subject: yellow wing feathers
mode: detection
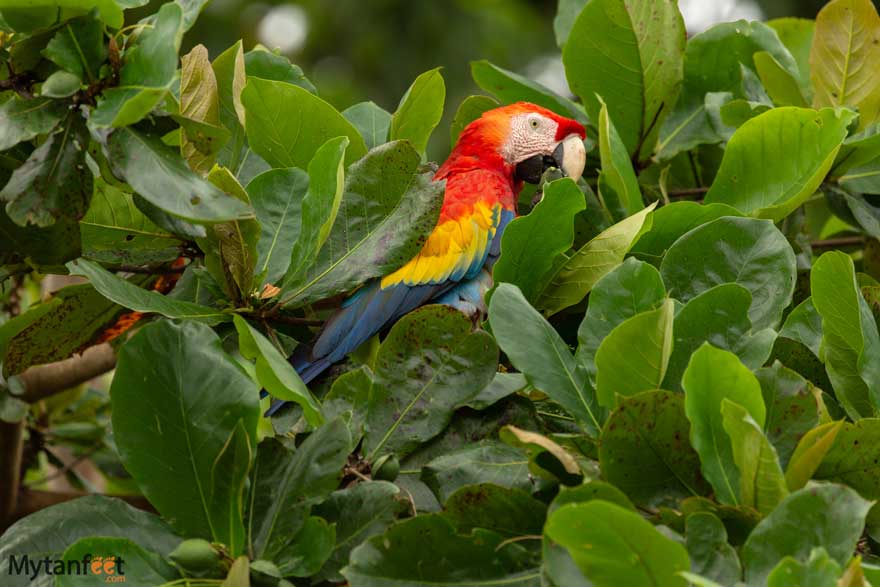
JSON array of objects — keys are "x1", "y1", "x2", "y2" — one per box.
[{"x1": 380, "y1": 202, "x2": 500, "y2": 288}]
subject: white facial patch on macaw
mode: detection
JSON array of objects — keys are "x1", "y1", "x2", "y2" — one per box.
[{"x1": 502, "y1": 113, "x2": 560, "y2": 164}]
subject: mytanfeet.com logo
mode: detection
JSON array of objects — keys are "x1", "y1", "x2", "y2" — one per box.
[{"x1": 7, "y1": 554, "x2": 126, "y2": 583}]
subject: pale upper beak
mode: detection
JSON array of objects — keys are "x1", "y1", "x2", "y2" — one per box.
[{"x1": 553, "y1": 134, "x2": 586, "y2": 181}]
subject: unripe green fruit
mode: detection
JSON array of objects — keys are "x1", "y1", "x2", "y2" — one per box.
[
  {"x1": 169, "y1": 538, "x2": 221, "y2": 572},
  {"x1": 372, "y1": 454, "x2": 400, "y2": 482}
]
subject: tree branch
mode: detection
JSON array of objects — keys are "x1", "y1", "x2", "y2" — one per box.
[
  {"x1": 14, "y1": 344, "x2": 117, "y2": 404},
  {"x1": 0, "y1": 420, "x2": 24, "y2": 528}
]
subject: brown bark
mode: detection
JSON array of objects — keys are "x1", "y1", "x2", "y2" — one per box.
[{"x1": 15, "y1": 343, "x2": 117, "y2": 404}]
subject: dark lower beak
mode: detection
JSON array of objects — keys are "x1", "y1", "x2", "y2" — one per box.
[{"x1": 514, "y1": 135, "x2": 587, "y2": 184}]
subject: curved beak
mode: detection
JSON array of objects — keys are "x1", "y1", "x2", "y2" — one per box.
[{"x1": 514, "y1": 134, "x2": 586, "y2": 184}]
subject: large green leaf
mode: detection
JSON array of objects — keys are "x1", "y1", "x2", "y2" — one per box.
[
  {"x1": 246, "y1": 167, "x2": 308, "y2": 285},
  {"x1": 343, "y1": 514, "x2": 541, "y2": 586},
  {"x1": 599, "y1": 390, "x2": 709, "y2": 507},
  {"x1": 811, "y1": 251, "x2": 880, "y2": 418},
  {"x1": 0, "y1": 208, "x2": 80, "y2": 267},
  {"x1": 443, "y1": 484, "x2": 546, "y2": 538},
  {"x1": 721, "y1": 399, "x2": 788, "y2": 515},
  {"x1": 248, "y1": 421, "x2": 350, "y2": 563},
  {"x1": 313, "y1": 481, "x2": 407, "y2": 583},
  {"x1": 0, "y1": 97, "x2": 64, "y2": 152},
  {"x1": 768, "y1": 17, "x2": 815, "y2": 97},
  {"x1": 450, "y1": 95, "x2": 498, "y2": 143},
  {"x1": 757, "y1": 362, "x2": 821, "y2": 470},
  {"x1": 778, "y1": 297, "x2": 823, "y2": 358},
  {"x1": 0, "y1": 496, "x2": 181, "y2": 587},
  {"x1": 597, "y1": 97, "x2": 643, "y2": 218},
  {"x1": 629, "y1": 201, "x2": 742, "y2": 263},
  {"x1": 660, "y1": 217, "x2": 796, "y2": 330},
  {"x1": 343, "y1": 101, "x2": 392, "y2": 149},
  {"x1": 683, "y1": 343, "x2": 767, "y2": 506},
  {"x1": 703, "y1": 107, "x2": 855, "y2": 221},
  {"x1": 785, "y1": 421, "x2": 843, "y2": 491},
  {"x1": 657, "y1": 20, "x2": 798, "y2": 160},
  {"x1": 562, "y1": 0, "x2": 685, "y2": 158},
  {"x1": 58, "y1": 537, "x2": 178, "y2": 586},
  {"x1": 575, "y1": 257, "x2": 666, "y2": 388},
  {"x1": 110, "y1": 321, "x2": 258, "y2": 552},
  {"x1": 282, "y1": 136, "x2": 348, "y2": 287},
  {"x1": 67, "y1": 258, "x2": 229, "y2": 324},
  {"x1": 420, "y1": 441, "x2": 532, "y2": 504},
  {"x1": 43, "y1": 12, "x2": 105, "y2": 82},
  {"x1": 242, "y1": 77, "x2": 367, "y2": 169},
  {"x1": 1, "y1": 115, "x2": 91, "y2": 227},
  {"x1": 664, "y1": 284, "x2": 776, "y2": 391},
  {"x1": 80, "y1": 179, "x2": 183, "y2": 265},
  {"x1": 595, "y1": 299, "x2": 674, "y2": 408},
  {"x1": 471, "y1": 60, "x2": 586, "y2": 123},
  {"x1": 244, "y1": 47, "x2": 315, "y2": 91},
  {"x1": 106, "y1": 127, "x2": 253, "y2": 223},
  {"x1": 179, "y1": 44, "x2": 227, "y2": 175},
  {"x1": 390, "y1": 68, "x2": 445, "y2": 155},
  {"x1": 811, "y1": 0, "x2": 880, "y2": 129},
  {"x1": 490, "y1": 283, "x2": 602, "y2": 436},
  {"x1": 685, "y1": 513, "x2": 742, "y2": 586},
  {"x1": 212, "y1": 40, "x2": 248, "y2": 172},
  {"x1": 766, "y1": 548, "x2": 842, "y2": 587},
  {"x1": 545, "y1": 500, "x2": 690, "y2": 587},
  {"x1": 278, "y1": 141, "x2": 443, "y2": 307},
  {"x1": 233, "y1": 316, "x2": 322, "y2": 426},
  {"x1": 363, "y1": 305, "x2": 498, "y2": 459},
  {"x1": 534, "y1": 202, "x2": 655, "y2": 316},
  {"x1": 754, "y1": 51, "x2": 807, "y2": 107},
  {"x1": 91, "y1": 3, "x2": 183, "y2": 127},
  {"x1": 741, "y1": 483, "x2": 872, "y2": 585},
  {"x1": 814, "y1": 419, "x2": 880, "y2": 514},
  {"x1": 493, "y1": 178, "x2": 585, "y2": 302}
]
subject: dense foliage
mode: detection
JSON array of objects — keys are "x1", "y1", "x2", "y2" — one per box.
[{"x1": 1, "y1": 0, "x2": 880, "y2": 585}]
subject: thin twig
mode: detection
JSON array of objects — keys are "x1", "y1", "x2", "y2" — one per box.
[
  {"x1": 667, "y1": 187, "x2": 710, "y2": 198},
  {"x1": 811, "y1": 236, "x2": 866, "y2": 249}
]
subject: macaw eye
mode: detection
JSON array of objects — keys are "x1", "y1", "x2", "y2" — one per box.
[{"x1": 530, "y1": 118, "x2": 540, "y2": 129}]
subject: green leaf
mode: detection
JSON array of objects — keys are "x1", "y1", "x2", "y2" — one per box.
[
  {"x1": 233, "y1": 315, "x2": 322, "y2": 426},
  {"x1": 768, "y1": 17, "x2": 815, "y2": 97},
  {"x1": 67, "y1": 258, "x2": 230, "y2": 324},
  {"x1": 660, "y1": 217, "x2": 796, "y2": 330},
  {"x1": 811, "y1": 0, "x2": 880, "y2": 129},
  {"x1": 278, "y1": 141, "x2": 443, "y2": 307},
  {"x1": 242, "y1": 77, "x2": 367, "y2": 169},
  {"x1": 342, "y1": 514, "x2": 541, "y2": 586},
  {"x1": 82, "y1": 178, "x2": 181, "y2": 267},
  {"x1": 40, "y1": 70, "x2": 80, "y2": 97},
  {"x1": 683, "y1": 343, "x2": 766, "y2": 506},
  {"x1": 467, "y1": 371, "x2": 527, "y2": 410},
  {"x1": 0, "y1": 96, "x2": 65, "y2": 151},
  {"x1": 754, "y1": 51, "x2": 807, "y2": 107},
  {"x1": 343, "y1": 101, "x2": 392, "y2": 150},
  {"x1": 1, "y1": 115, "x2": 91, "y2": 227},
  {"x1": 390, "y1": 68, "x2": 445, "y2": 155},
  {"x1": 534, "y1": 202, "x2": 655, "y2": 317},
  {"x1": 276, "y1": 516, "x2": 335, "y2": 577},
  {"x1": 246, "y1": 167, "x2": 308, "y2": 285},
  {"x1": 282, "y1": 136, "x2": 348, "y2": 286},
  {"x1": 785, "y1": 421, "x2": 842, "y2": 491},
  {"x1": 595, "y1": 299, "x2": 673, "y2": 408},
  {"x1": 665, "y1": 284, "x2": 776, "y2": 391},
  {"x1": 766, "y1": 547, "x2": 842, "y2": 587},
  {"x1": 244, "y1": 48, "x2": 316, "y2": 92},
  {"x1": 721, "y1": 399, "x2": 789, "y2": 515},
  {"x1": 106, "y1": 127, "x2": 254, "y2": 223},
  {"x1": 630, "y1": 201, "x2": 742, "y2": 263},
  {"x1": 703, "y1": 107, "x2": 855, "y2": 221},
  {"x1": 500, "y1": 425, "x2": 582, "y2": 485},
  {"x1": 812, "y1": 252, "x2": 880, "y2": 419},
  {"x1": 493, "y1": 178, "x2": 585, "y2": 302},
  {"x1": 363, "y1": 305, "x2": 498, "y2": 459},
  {"x1": 0, "y1": 207, "x2": 81, "y2": 267},
  {"x1": 213, "y1": 40, "x2": 248, "y2": 171},
  {"x1": 58, "y1": 536, "x2": 179, "y2": 586},
  {"x1": 685, "y1": 513, "x2": 742, "y2": 586},
  {"x1": 814, "y1": 419, "x2": 880, "y2": 514},
  {"x1": 110, "y1": 321, "x2": 258, "y2": 547},
  {"x1": 741, "y1": 483, "x2": 872, "y2": 585},
  {"x1": 179, "y1": 44, "x2": 225, "y2": 175},
  {"x1": 562, "y1": 0, "x2": 685, "y2": 157},
  {"x1": 599, "y1": 390, "x2": 709, "y2": 507},
  {"x1": 779, "y1": 297, "x2": 823, "y2": 358},
  {"x1": 575, "y1": 257, "x2": 666, "y2": 388},
  {"x1": 489, "y1": 283, "x2": 602, "y2": 436},
  {"x1": 0, "y1": 0, "x2": 123, "y2": 28},
  {"x1": 91, "y1": 3, "x2": 183, "y2": 127},
  {"x1": 545, "y1": 501, "x2": 690, "y2": 587},
  {"x1": 43, "y1": 13, "x2": 105, "y2": 82},
  {"x1": 554, "y1": 0, "x2": 588, "y2": 48},
  {"x1": 450, "y1": 95, "x2": 498, "y2": 144},
  {"x1": 420, "y1": 441, "x2": 532, "y2": 504},
  {"x1": 248, "y1": 420, "x2": 350, "y2": 562},
  {"x1": 471, "y1": 60, "x2": 586, "y2": 123},
  {"x1": 597, "y1": 97, "x2": 643, "y2": 217},
  {"x1": 443, "y1": 484, "x2": 546, "y2": 538},
  {"x1": 834, "y1": 123, "x2": 880, "y2": 175},
  {"x1": 313, "y1": 481, "x2": 407, "y2": 583},
  {"x1": 757, "y1": 362, "x2": 821, "y2": 470}
]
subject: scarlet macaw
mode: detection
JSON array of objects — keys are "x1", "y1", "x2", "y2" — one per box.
[{"x1": 288, "y1": 102, "x2": 586, "y2": 392}]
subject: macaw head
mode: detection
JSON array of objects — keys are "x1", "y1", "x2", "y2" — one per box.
[{"x1": 439, "y1": 102, "x2": 587, "y2": 184}]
